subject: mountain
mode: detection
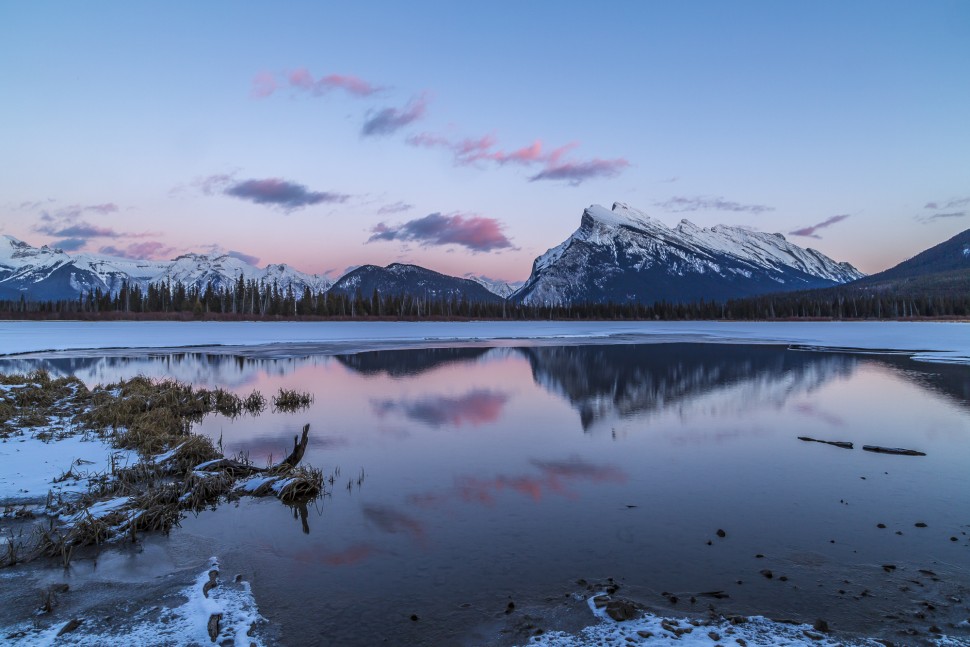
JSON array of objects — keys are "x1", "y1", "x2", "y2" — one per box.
[
  {"x1": 463, "y1": 274, "x2": 525, "y2": 298},
  {"x1": 328, "y1": 263, "x2": 503, "y2": 303},
  {"x1": 845, "y1": 228, "x2": 970, "y2": 295},
  {"x1": 0, "y1": 235, "x2": 332, "y2": 301},
  {"x1": 511, "y1": 203, "x2": 864, "y2": 306}
]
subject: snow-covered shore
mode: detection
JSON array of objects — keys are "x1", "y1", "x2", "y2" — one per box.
[{"x1": 2, "y1": 320, "x2": 969, "y2": 364}]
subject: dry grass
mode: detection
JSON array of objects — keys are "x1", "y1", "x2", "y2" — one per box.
[
  {"x1": 272, "y1": 388, "x2": 314, "y2": 412},
  {"x1": 0, "y1": 372, "x2": 327, "y2": 568}
]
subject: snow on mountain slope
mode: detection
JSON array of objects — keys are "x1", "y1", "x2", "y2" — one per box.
[
  {"x1": 513, "y1": 203, "x2": 864, "y2": 306},
  {"x1": 0, "y1": 236, "x2": 332, "y2": 300}
]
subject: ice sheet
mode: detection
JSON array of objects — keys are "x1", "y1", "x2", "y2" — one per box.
[{"x1": 2, "y1": 320, "x2": 969, "y2": 363}]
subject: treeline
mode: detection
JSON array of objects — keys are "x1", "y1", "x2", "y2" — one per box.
[{"x1": 1, "y1": 278, "x2": 969, "y2": 321}]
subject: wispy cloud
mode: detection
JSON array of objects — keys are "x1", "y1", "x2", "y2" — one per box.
[
  {"x1": 529, "y1": 158, "x2": 630, "y2": 185},
  {"x1": 226, "y1": 249, "x2": 261, "y2": 265},
  {"x1": 656, "y1": 196, "x2": 775, "y2": 214},
  {"x1": 250, "y1": 71, "x2": 277, "y2": 98},
  {"x1": 377, "y1": 201, "x2": 413, "y2": 215},
  {"x1": 288, "y1": 68, "x2": 382, "y2": 97},
  {"x1": 789, "y1": 214, "x2": 850, "y2": 239},
  {"x1": 99, "y1": 241, "x2": 174, "y2": 260},
  {"x1": 36, "y1": 222, "x2": 122, "y2": 238},
  {"x1": 368, "y1": 212, "x2": 514, "y2": 252},
  {"x1": 923, "y1": 211, "x2": 967, "y2": 221},
  {"x1": 51, "y1": 237, "x2": 87, "y2": 252},
  {"x1": 362, "y1": 95, "x2": 428, "y2": 136},
  {"x1": 407, "y1": 133, "x2": 627, "y2": 185},
  {"x1": 924, "y1": 196, "x2": 970, "y2": 210},
  {"x1": 251, "y1": 69, "x2": 381, "y2": 99},
  {"x1": 223, "y1": 178, "x2": 350, "y2": 211},
  {"x1": 919, "y1": 196, "x2": 969, "y2": 223}
]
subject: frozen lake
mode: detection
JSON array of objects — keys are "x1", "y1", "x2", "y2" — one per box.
[{"x1": 1, "y1": 322, "x2": 969, "y2": 645}]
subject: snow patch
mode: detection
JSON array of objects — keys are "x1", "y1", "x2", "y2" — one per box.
[{"x1": 5, "y1": 557, "x2": 266, "y2": 646}]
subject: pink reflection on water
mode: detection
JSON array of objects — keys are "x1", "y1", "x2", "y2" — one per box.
[
  {"x1": 371, "y1": 389, "x2": 510, "y2": 428},
  {"x1": 409, "y1": 456, "x2": 627, "y2": 508},
  {"x1": 791, "y1": 402, "x2": 845, "y2": 427}
]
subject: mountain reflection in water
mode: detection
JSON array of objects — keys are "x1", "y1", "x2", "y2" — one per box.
[{"x1": 3, "y1": 342, "x2": 970, "y2": 645}]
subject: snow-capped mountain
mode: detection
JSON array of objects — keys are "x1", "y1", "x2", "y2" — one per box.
[
  {"x1": 328, "y1": 263, "x2": 503, "y2": 304},
  {"x1": 464, "y1": 274, "x2": 525, "y2": 298},
  {"x1": 512, "y1": 202, "x2": 864, "y2": 305},
  {"x1": 0, "y1": 235, "x2": 332, "y2": 300}
]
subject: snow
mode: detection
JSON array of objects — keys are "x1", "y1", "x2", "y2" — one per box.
[
  {"x1": 0, "y1": 432, "x2": 136, "y2": 504},
  {"x1": 1, "y1": 320, "x2": 969, "y2": 364},
  {"x1": 520, "y1": 593, "x2": 966, "y2": 646},
  {"x1": 0, "y1": 235, "x2": 332, "y2": 298},
  {"x1": 518, "y1": 202, "x2": 864, "y2": 305},
  {"x1": 4, "y1": 557, "x2": 266, "y2": 646}
]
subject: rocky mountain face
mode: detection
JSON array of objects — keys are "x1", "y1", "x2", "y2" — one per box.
[{"x1": 511, "y1": 203, "x2": 864, "y2": 305}]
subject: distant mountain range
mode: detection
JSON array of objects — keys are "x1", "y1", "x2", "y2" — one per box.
[
  {"x1": 0, "y1": 235, "x2": 331, "y2": 301},
  {"x1": 3, "y1": 201, "x2": 965, "y2": 306}
]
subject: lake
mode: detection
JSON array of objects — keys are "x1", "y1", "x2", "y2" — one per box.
[{"x1": 1, "y1": 337, "x2": 969, "y2": 645}]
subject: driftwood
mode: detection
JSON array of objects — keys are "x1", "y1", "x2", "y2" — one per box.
[
  {"x1": 798, "y1": 436, "x2": 853, "y2": 450},
  {"x1": 195, "y1": 424, "x2": 311, "y2": 476},
  {"x1": 862, "y1": 445, "x2": 925, "y2": 456}
]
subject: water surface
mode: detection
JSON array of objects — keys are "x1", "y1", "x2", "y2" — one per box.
[{"x1": 2, "y1": 343, "x2": 969, "y2": 645}]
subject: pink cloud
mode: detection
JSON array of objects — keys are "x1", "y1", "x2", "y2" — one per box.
[
  {"x1": 406, "y1": 131, "x2": 627, "y2": 185},
  {"x1": 371, "y1": 389, "x2": 510, "y2": 427},
  {"x1": 251, "y1": 71, "x2": 278, "y2": 98},
  {"x1": 287, "y1": 68, "x2": 381, "y2": 97},
  {"x1": 789, "y1": 214, "x2": 850, "y2": 239},
  {"x1": 368, "y1": 212, "x2": 514, "y2": 252}
]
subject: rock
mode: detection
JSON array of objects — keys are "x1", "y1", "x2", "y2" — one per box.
[
  {"x1": 813, "y1": 618, "x2": 830, "y2": 632},
  {"x1": 760, "y1": 569, "x2": 774, "y2": 579},
  {"x1": 716, "y1": 529, "x2": 726, "y2": 538},
  {"x1": 877, "y1": 523, "x2": 886, "y2": 528},
  {"x1": 882, "y1": 564, "x2": 896, "y2": 572},
  {"x1": 56, "y1": 619, "x2": 82, "y2": 637},
  {"x1": 699, "y1": 591, "x2": 729, "y2": 599},
  {"x1": 207, "y1": 613, "x2": 221, "y2": 642},
  {"x1": 592, "y1": 595, "x2": 609, "y2": 608},
  {"x1": 915, "y1": 522, "x2": 927, "y2": 528},
  {"x1": 636, "y1": 630, "x2": 654, "y2": 638},
  {"x1": 605, "y1": 599, "x2": 637, "y2": 621},
  {"x1": 505, "y1": 601, "x2": 515, "y2": 614}
]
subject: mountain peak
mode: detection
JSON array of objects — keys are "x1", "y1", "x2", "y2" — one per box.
[{"x1": 514, "y1": 201, "x2": 865, "y2": 306}]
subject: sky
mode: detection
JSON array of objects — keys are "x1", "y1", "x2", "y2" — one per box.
[{"x1": 1, "y1": 1, "x2": 968, "y2": 281}]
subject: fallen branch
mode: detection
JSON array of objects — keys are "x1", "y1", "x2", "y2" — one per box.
[
  {"x1": 797, "y1": 436, "x2": 853, "y2": 450},
  {"x1": 862, "y1": 445, "x2": 925, "y2": 456}
]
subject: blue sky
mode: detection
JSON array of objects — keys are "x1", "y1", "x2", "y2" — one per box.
[{"x1": 2, "y1": 1, "x2": 968, "y2": 280}]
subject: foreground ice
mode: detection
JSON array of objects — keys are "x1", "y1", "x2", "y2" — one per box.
[
  {"x1": 5, "y1": 557, "x2": 265, "y2": 646},
  {"x1": 0, "y1": 432, "x2": 135, "y2": 504},
  {"x1": 2, "y1": 320, "x2": 969, "y2": 364},
  {"x1": 522, "y1": 593, "x2": 969, "y2": 647}
]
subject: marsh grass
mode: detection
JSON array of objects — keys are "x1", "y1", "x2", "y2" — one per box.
[
  {"x1": 0, "y1": 372, "x2": 326, "y2": 568},
  {"x1": 272, "y1": 388, "x2": 314, "y2": 412}
]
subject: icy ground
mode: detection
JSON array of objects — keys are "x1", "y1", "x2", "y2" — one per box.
[
  {"x1": 4, "y1": 557, "x2": 265, "y2": 646},
  {"x1": 520, "y1": 593, "x2": 970, "y2": 646},
  {"x1": 2, "y1": 320, "x2": 969, "y2": 364}
]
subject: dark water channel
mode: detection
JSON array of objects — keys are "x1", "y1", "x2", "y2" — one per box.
[{"x1": 3, "y1": 343, "x2": 970, "y2": 645}]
